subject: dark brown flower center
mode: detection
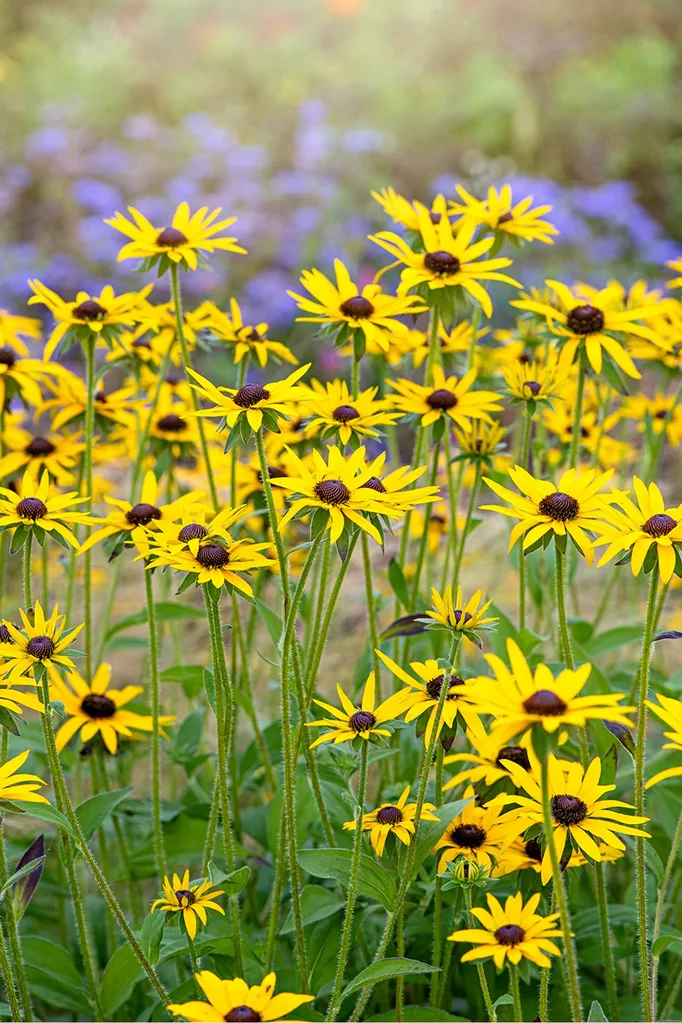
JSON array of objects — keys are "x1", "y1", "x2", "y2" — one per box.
[
  {"x1": 497, "y1": 746, "x2": 531, "y2": 771},
  {"x1": 524, "y1": 381, "x2": 541, "y2": 396},
  {"x1": 132, "y1": 336, "x2": 151, "y2": 349},
  {"x1": 126, "y1": 502, "x2": 162, "y2": 526},
  {"x1": 81, "y1": 693, "x2": 117, "y2": 719},
  {"x1": 424, "y1": 250, "x2": 461, "y2": 276},
  {"x1": 497, "y1": 211, "x2": 514, "y2": 226},
  {"x1": 233, "y1": 384, "x2": 270, "y2": 408},
  {"x1": 339, "y1": 295, "x2": 374, "y2": 319},
  {"x1": 525, "y1": 838, "x2": 543, "y2": 862},
  {"x1": 426, "y1": 388, "x2": 457, "y2": 410},
  {"x1": 165, "y1": 373, "x2": 182, "y2": 386},
  {"x1": 16, "y1": 497, "x2": 47, "y2": 520},
  {"x1": 567, "y1": 304, "x2": 605, "y2": 336},
  {"x1": 0, "y1": 347, "x2": 16, "y2": 368},
  {"x1": 425, "y1": 674, "x2": 465, "y2": 701},
  {"x1": 495, "y1": 924, "x2": 525, "y2": 945},
  {"x1": 376, "y1": 805, "x2": 403, "y2": 825},
  {"x1": 94, "y1": 390, "x2": 107, "y2": 403},
  {"x1": 349, "y1": 710, "x2": 376, "y2": 732},
  {"x1": 156, "y1": 413, "x2": 186, "y2": 433},
  {"x1": 452, "y1": 609, "x2": 473, "y2": 626},
  {"x1": 224, "y1": 1009, "x2": 261, "y2": 1023},
  {"x1": 174, "y1": 888, "x2": 195, "y2": 905},
  {"x1": 523, "y1": 689, "x2": 568, "y2": 716},
  {"x1": 642, "y1": 513, "x2": 677, "y2": 537},
  {"x1": 73, "y1": 299, "x2": 107, "y2": 321},
  {"x1": 257, "y1": 465, "x2": 288, "y2": 483},
  {"x1": 538, "y1": 492, "x2": 579, "y2": 521},
  {"x1": 551, "y1": 794, "x2": 588, "y2": 826},
  {"x1": 195, "y1": 543, "x2": 230, "y2": 568},
  {"x1": 361, "y1": 476, "x2": 387, "y2": 493},
  {"x1": 156, "y1": 226, "x2": 188, "y2": 248},
  {"x1": 26, "y1": 635, "x2": 55, "y2": 660},
  {"x1": 450, "y1": 823, "x2": 486, "y2": 849},
  {"x1": 314, "y1": 479, "x2": 350, "y2": 505},
  {"x1": 25, "y1": 437, "x2": 56, "y2": 456},
  {"x1": 0, "y1": 624, "x2": 12, "y2": 644},
  {"x1": 333, "y1": 404, "x2": 360, "y2": 424},
  {"x1": 178, "y1": 523, "x2": 208, "y2": 542}
]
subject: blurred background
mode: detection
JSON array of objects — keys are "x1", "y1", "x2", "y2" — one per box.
[{"x1": 1, "y1": 0, "x2": 681, "y2": 324}]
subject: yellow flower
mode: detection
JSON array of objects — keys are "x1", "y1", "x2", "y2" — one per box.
[
  {"x1": 666, "y1": 257, "x2": 682, "y2": 289},
  {"x1": 0, "y1": 310, "x2": 42, "y2": 356},
  {"x1": 168, "y1": 969, "x2": 313, "y2": 1023},
  {"x1": 503, "y1": 345, "x2": 569, "y2": 405},
  {"x1": 0, "y1": 750, "x2": 49, "y2": 804},
  {"x1": 0, "y1": 426, "x2": 84, "y2": 486},
  {"x1": 105, "y1": 203, "x2": 246, "y2": 270},
  {"x1": 0, "y1": 347, "x2": 59, "y2": 410},
  {"x1": 288, "y1": 259, "x2": 426, "y2": 351},
  {"x1": 645, "y1": 695, "x2": 682, "y2": 789},
  {"x1": 411, "y1": 320, "x2": 490, "y2": 368},
  {"x1": 443, "y1": 729, "x2": 533, "y2": 793},
  {"x1": 37, "y1": 371, "x2": 139, "y2": 433},
  {"x1": 453, "y1": 420, "x2": 506, "y2": 460},
  {"x1": 146, "y1": 395, "x2": 200, "y2": 458},
  {"x1": 493, "y1": 755, "x2": 649, "y2": 884},
  {"x1": 467, "y1": 638, "x2": 634, "y2": 746},
  {"x1": 621, "y1": 392, "x2": 682, "y2": 449},
  {"x1": 151, "y1": 871, "x2": 225, "y2": 940},
  {"x1": 0, "y1": 469, "x2": 95, "y2": 550},
  {"x1": 542, "y1": 405, "x2": 630, "y2": 470},
  {"x1": 423, "y1": 585, "x2": 497, "y2": 640},
  {"x1": 188, "y1": 364, "x2": 312, "y2": 434},
  {"x1": 481, "y1": 464, "x2": 614, "y2": 564},
  {"x1": 370, "y1": 205, "x2": 519, "y2": 314},
  {"x1": 307, "y1": 672, "x2": 398, "y2": 748},
  {"x1": 592, "y1": 477, "x2": 682, "y2": 583},
  {"x1": 387, "y1": 365, "x2": 503, "y2": 429},
  {"x1": 343, "y1": 784, "x2": 439, "y2": 856},
  {"x1": 1, "y1": 602, "x2": 83, "y2": 683},
  {"x1": 433, "y1": 787, "x2": 507, "y2": 871},
  {"x1": 28, "y1": 280, "x2": 153, "y2": 359},
  {"x1": 449, "y1": 184, "x2": 559, "y2": 245},
  {"x1": 301, "y1": 378, "x2": 400, "y2": 446},
  {"x1": 352, "y1": 449, "x2": 441, "y2": 515},
  {"x1": 203, "y1": 298, "x2": 298, "y2": 368},
  {"x1": 50, "y1": 663, "x2": 174, "y2": 754},
  {"x1": 371, "y1": 187, "x2": 450, "y2": 233},
  {"x1": 449, "y1": 891, "x2": 563, "y2": 969}
]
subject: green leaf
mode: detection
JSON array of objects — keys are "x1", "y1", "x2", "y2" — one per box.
[
  {"x1": 406, "y1": 798, "x2": 471, "y2": 879},
  {"x1": 9, "y1": 801, "x2": 73, "y2": 835},
  {"x1": 298, "y1": 848, "x2": 396, "y2": 910},
  {"x1": 587, "y1": 1000, "x2": 609, "y2": 1021},
  {"x1": 379, "y1": 614, "x2": 428, "y2": 642},
  {"x1": 492, "y1": 994, "x2": 515, "y2": 1010},
  {"x1": 254, "y1": 598, "x2": 282, "y2": 646},
  {"x1": 340, "y1": 958, "x2": 439, "y2": 1001},
  {"x1": 159, "y1": 664, "x2": 206, "y2": 698},
  {"x1": 103, "y1": 602, "x2": 204, "y2": 647},
  {"x1": 100, "y1": 943, "x2": 143, "y2": 1016},
  {"x1": 75, "y1": 787, "x2": 133, "y2": 842},
  {"x1": 653, "y1": 934, "x2": 682, "y2": 957},
  {"x1": 584, "y1": 626, "x2": 643, "y2": 658},
  {"x1": 207, "y1": 862, "x2": 251, "y2": 893},
  {"x1": 21, "y1": 936, "x2": 87, "y2": 994},
  {"x1": 280, "y1": 883, "x2": 344, "y2": 933},
  {"x1": 139, "y1": 911, "x2": 165, "y2": 965},
  {"x1": 0, "y1": 705, "x2": 21, "y2": 736},
  {"x1": 0, "y1": 855, "x2": 45, "y2": 898},
  {"x1": 388, "y1": 559, "x2": 410, "y2": 610}
]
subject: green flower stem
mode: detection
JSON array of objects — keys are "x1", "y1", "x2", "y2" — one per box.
[
  {"x1": 537, "y1": 890, "x2": 555, "y2": 1021},
  {"x1": 83, "y1": 334, "x2": 96, "y2": 682},
  {"x1": 452, "y1": 460, "x2": 481, "y2": 590},
  {"x1": 436, "y1": 892, "x2": 461, "y2": 1007},
  {"x1": 22, "y1": 531, "x2": 32, "y2": 609},
  {"x1": 467, "y1": 306, "x2": 482, "y2": 372},
  {"x1": 185, "y1": 929, "x2": 201, "y2": 993},
  {"x1": 0, "y1": 912, "x2": 21, "y2": 1023},
  {"x1": 408, "y1": 438, "x2": 441, "y2": 609},
  {"x1": 96, "y1": 750, "x2": 138, "y2": 923},
  {"x1": 129, "y1": 341, "x2": 176, "y2": 499},
  {"x1": 0, "y1": 822, "x2": 33, "y2": 1021},
  {"x1": 595, "y1": 860, "x2": 619, "y2": 1021},
  {"x1": 540, "y1": 754, "x2": 583, "y2": 1022},
  {"x1": 463, "y1": 886, "x2": 496, "y2": 1022},
  {"x1": 88, "y1": 756, "x2": 117, "y2": 958},
  {"x1": 58, "y1": 832, "x2": 103, "y2": 1019},
  {"x1": 635, "y1": 564, "x2": 660, "y2": 1023},
  {"x1": 651, "y1": 807, "x2": 682, "y2": 1019},
  {"x1": 396, "y1": 906, "x2": 405, "y2": 1022},
  {"x1": 554, "y1": 544, "x2": 574, "y2": 669},
  {"x1": 351, "y1": 349, "x2": 360, "y2": 399},
  {"x1": 202, "y1": 586, "x2": 243, "y2": 977},
  {"x1": 231, "y1": 592, "x2": 276, "y2": 792},
  {"x1": 518, "y1": 410, "x2": 534, "y2": 629},
  {"x1": 201, "y1": 777, "x2": 220, "y2": 876},
  {"x1": 592, "y1": 562, "x2": 619, "y2": 633},
  {"x1": 325, "y1": 739, "x2": 369, "y2": 1022},
  {"x1": 143, "y1": 566, "x2": 167, "y2": 879},
  {"x1": 306, "y1": 538, "x2": 331, "y2": 660},
  {"x1": 442, "y1": 428, "x2": 460, "y2": 572},
  {"x1": 169, "y1": 263, "x2": 220, "y2": 513},
  {"x1": 568, "y1": 362, "x2": 586, "y2": 470},
  {"x1": 509, "y1": 963, "x2": 522, "y2": 1023},
  {"x1": 231, "y1": 358, "x2": 249, "y2": 506},
  {"x1": 350, "y1": 634, "x2": 459, "y2": 1022},
  {"x1": 395, "y1": 425, "x2": 426, "y2": 578},
  {"x1": 424, "y1": 308, "x2": 441, "y2": 386},
  {"x1": 361, "y1": 531, "x2": 382, "y2": 700},
  {"x1": 430, "y1": 746, "x2": 445, "y2": 1005},
  {"x1": 661, "y1": 967, "x2": 682, "y2": 1020}
]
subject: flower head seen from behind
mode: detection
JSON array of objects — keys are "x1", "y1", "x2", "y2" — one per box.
[
  {"x1": 188, "y1": 364, "x2": 312, "y2": 436},
  {"x1": 105, "y1": 203, "x2": 246, "y2": 271},
  {"x1": 151, "y1": 870, "x2": 224, "y2": 940},
  {"x1": 388, "y1": 366, "x2": 503, "y2": 430},
  {"x1": 1, "y1": 603, "x2": 83, "y2": 682},
  {"x1": 343, "y1": 784, "x2": 439, "y2": 856},
  {"x1": 450, "y1": 891, "x2": 563, "y2": 968},
  {"x1": 168, "y1": 969, "x2": 314, "y2": 1023},
  {"x1": 0, "y1": 750, "x2": 49, "y2": 804},
  {"x1": 0, "y1": 469, "x2": 95, "y2": 552},
  {"x1": 421, "y1": 585, "x2": 497, "y2": 646},
  {"x1": 449, "y1": 184, "x2": 559, "y2": 246},
  {"x1": 307, "y1": 672, "x2": 399, "y2": 748},
  {"x1": 645, "y1": 695, "x2": 682, "y2": 789}
]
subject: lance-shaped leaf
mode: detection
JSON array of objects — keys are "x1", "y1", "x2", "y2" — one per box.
[
  {"x1": 604, "y1": 720, "x2": 636, "y2": 759},
  {"x1": 379, "y1": 614, "x2": 429, "y2": 641},
  {"x1": 5, "y1": 835, "x2": 45, "y2": 921},
  {"x1": 654, "y1": 630, "x2": 682, "y2": 642}
]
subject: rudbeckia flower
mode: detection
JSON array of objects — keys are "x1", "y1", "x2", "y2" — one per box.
[
  {"x1": 387, "y1": 366, "x2": 503, "y2": 429},
  {"x1": 301, "y1": 379, "x2": 401, "y2": 446},
  {"x1": 503, "y1": 345, "x2": 569, "y2": 406},
  {"x1": 202, "y1": 298, "x2": 299, "y2": 368},
  {"x1": 420, "y1": 585, "x2": 497, "y2": 644},
  {"x1": 493, "y1": 755, "x2": 649, "y2": 883},
  {"x1": 449, "y1": 891, "x2": 563, "y2": 968},
  {"x1": 591, "y1": 478, "x2": 682, "y2": 583},
  {"x1": 370, "y1": 206, "x2": 520, "y2": 314},
  {"x1": 0, "y1": 345, "x2": 60, "y2": 410},
  {"x1": 188, "y1": 364, "x2": 312, "y2": 435},
  {"x1": 433, "y1": 787, "x2": 506, "y2": 871},
  {"x1": 1, "y1": 602, "x2": 83, "y2": 683},
  {"x1": 644, "y1": 695, "x2": 682, "y2": 788},
  {"x1": 449, "y1": 184, "x2": 559, "y2": 246},
  {"x1": 343, "y1": 784, "x2": 439, "y2": 856},
  {"x1": 452, "y1": 420, "x2": 506, "y2": 461},
  {"x1": 411, "y1": 320, "x2": 490, "y2": 368},
  {"x1": 37, "y1": 371, "x2": 139, "y2": 433},
  {"x1": 288, "y1": 259, "x2": 426, "y2": 351},
  {"x1": 621, "y1": 392, "x2": 682, "y2": 449},
  {"x1": 443, "y1": 728, "x2": 533, "y2": 793},
  {"x1": 28, "y1": 280, "x2": 153, "y2": 359},
  {"x1": 105, "y1": 203, "x2": 246, "y2": 271},
  {"x1": 0, "y1": 750, "x2": 49, "y2": 804},
  {"x1": 371, "y1": 187, "x2": 451, "y2": 233},
  {"x1": 151, "y1": 871, "x2": 225, "y2": 940},
  {"x1": 147, "y1": 395, "x2": 200, "y2": 458},
  {"x1": 353, "y1": 450, "x2": 441, "y2": 514},
  {"x1": 0, "y1": 310, "x2": 42, "y2": 356},
  {"x1": 467, "y1": 638, "x2": 634, "y2": 746},
  {"x1": 0, "y1": 469, "x2": 96, "y2": 551},
  {"x1": 307, "y1": 672, "x2": 399, "y2": 748},
  {"x1": 481, "y1": 464, "x2": 614, "y2": 564},
  {"x1": 49, "y1": 662, "x2": 174, "y2": 754},
  {"x1": 0, "y1": 426, "x2": 84, "y2": 486},
  {"x1": 168, "y1": 969, "x2": 313, "y2": 1023}
]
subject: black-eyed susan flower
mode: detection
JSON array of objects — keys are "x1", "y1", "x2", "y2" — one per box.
[
  {"x1": 302, "y1": 379, "x2": 400, "y2": 446},
  {"x1": 419, "y1": 585, "x2": 497, "y2": 646},
  {"x1": 146, "y1": 395, "x2": 200, "y2": 459},
  {"x1": 503, "y1": 345, "x2": 569, "y2": 407},
  {"x1": 1, "y1": 602, "x2": 83, "y2": 683},
  {"x1": 0, "y1": 310, "x2": 42, "y2": 356},
  {"x1": 105, "y1": 203, "x2": 246, "y2": 271},
  {"x1": 151, "y1": 871, "x2": 225, "y2": 940},
  {"x1": 452, "y1": 421, "x2": 506, "y2": 463},
  {"x1": 168, "y1": 969, "x2": 313, "y2": 1023},
  {"x1": 592, "y1": 478, "x2": 682, "y2": 583},
  {"x1": 449, "y1": 891, "x2": 563, "y2": 969},
  {"x1": 0, "y1": 346, "x2": 59, "y2": 410},
  {"x1": 38, "y1": 371, "x2": 139, "y2": 433},
  {"x1": 203, "y1": 298, "x2": 298, "y2": 368},
  {"x1": 371, "y1": 187, "x2": 451, "y2": 233},
  {"x1": 467, "y1": 638, "x2": 634, "y2": 747},
  {"x1": 387, "y1": 366, "x2": 503, "y2": 430},
  {"x1": 49, "y1": 662, "x2": 173, "y2": 754},
  {"x1": 270, "y1": 444, "x2": 395, "y2": 544},
  {"x1": 644, "y1": 695, "x2": 682, "y2": 789},
  {"x1": 443, "y1": 728, "x2": 533, "y2": 793},
  {"x1": 621, "y1": 392, "x2": 682, "y2": 450},
  {"x1": 481, "y1": 464, "x2": 614, "y2": 564},
  {"x1": 343, "y1": 784, "x2": 439, "y2": 856},
  {"x1": 433, "y1": 787, "x2": 506, "y2": 872},
  {"x1": 494, "y1": 755, "x2": 649, "y2": 883},
  {"x1": 0, "y1": 426, "x2": 84, "y2": 486},
  {"x1": 307, "y1": 672, "x2": 399, "y2": 748},
  {"x1": 449, "y1": 184, "x2": 559, "y2": 246},
  {"x1": 376, "y1": 650, "x2": 482, "y2": 747},
  {"x1": 370, "y1": 206, "x2": 519, "y2": 313},
  {"x1": 355, "y1": 450, "x2": 441, "y2": 514},
  {"x1": 411, "y1": 320, "x2": 490, "y2": 368},
  {"x1": 0, "y1": 469, "x2": 96, "y2": 551},
  {"x1": 188, "y1": 364, "x2": 312, "y2": 436},
  {"x1": 28, "y1": 280, "x2": 153, "y2": 359},
  {"x1": 0, "y1": 750, "x2": 49, "y2": 804},
  {"x1": 288, "y1": 259, "x2": 426, "y2": 351}
]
